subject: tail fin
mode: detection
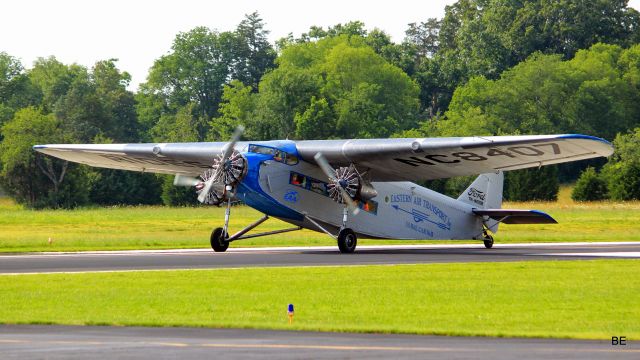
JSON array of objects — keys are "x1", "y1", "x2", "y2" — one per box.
[
  {"x1": 457, "y1": 171, "x2": 504, "y2": 209},
  {"x1": 458, "y1": 171, "x2": 504, "y2": 233}
]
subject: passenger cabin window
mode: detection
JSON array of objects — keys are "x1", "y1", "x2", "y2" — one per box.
[
  {"x1": 248, "y1": 144, "x2": 298, "y2": 165},
  {"x1": 289, "y1": 171, "x2": 378, "y2": 215}
]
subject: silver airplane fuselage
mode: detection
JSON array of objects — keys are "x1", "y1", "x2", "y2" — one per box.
[{"x1": 236, "y1": 151, "x2": 485, "y2": 241}]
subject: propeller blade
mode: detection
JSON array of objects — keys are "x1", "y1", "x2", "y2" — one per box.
[
  {"x1": 197, "y1": 177, "x2": 216, "y2": 203},
  {"x1": 221, "y1": 125, "x2": 245, "y2": 161},
  {"x1": 314, "y1": 152, "x2": 360, "y2": 215},
  {"x1": 198, "y1": 125, "x2": 245, "y2": 203},
  {"x1": 313, "y1": 152, "x2": 337, "y2": 181},
  {"x1": 338, "y1": 185, "x2": 360, "y2": 215},
  {"x1": 173, "y1": 175, "x2": 201, "y2": 187}
]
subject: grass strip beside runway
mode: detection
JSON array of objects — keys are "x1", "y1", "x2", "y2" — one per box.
[
  {"x1": 2, "y1": 194, "x2": 640, "y2": 252},
  {"x1": 0, "y1": 260, "x2": 638, "y2": 339}
]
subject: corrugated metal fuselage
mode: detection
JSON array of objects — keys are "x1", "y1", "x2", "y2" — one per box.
[{"x1": 235, "y1": 154, "x2": 484, "y2": 240}]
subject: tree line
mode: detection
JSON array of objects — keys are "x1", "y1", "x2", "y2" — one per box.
[{"x1": 1, "y1": 1, "x2": 640, "y2": 208}]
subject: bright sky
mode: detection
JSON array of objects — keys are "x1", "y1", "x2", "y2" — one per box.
[{"x1": 2, "y1": 0, "x2": 639, "y2": 90}]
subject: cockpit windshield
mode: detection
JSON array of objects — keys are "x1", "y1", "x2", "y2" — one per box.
[{"x1": 248, "y1": 144, "x2": 298, "y2": 165}]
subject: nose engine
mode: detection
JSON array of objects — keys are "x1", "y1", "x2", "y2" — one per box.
[
  {"x1": 196, "y1": 150, "x2": 247, "y2": 205},
  {"x1": 173, "y1": 126, "x2": 247, "y2": 206}
]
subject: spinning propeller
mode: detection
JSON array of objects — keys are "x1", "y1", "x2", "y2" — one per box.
[
  {"x1": 173, "y1": 126, "x2": 247, "y2": 205},
  {"x1": 314, "y1": 152, "x2": 360, "y2": 215}
]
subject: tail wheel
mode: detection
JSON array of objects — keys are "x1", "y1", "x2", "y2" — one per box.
[
  {"x1": 483, "y1": 234, "x2": 494, "y2": 249},
  {"x1": 210, "y1": 227, "x2": 229, "y2": 252},
  {"x1": 337, "y1": 228, "x2": 357, "y2": 253}
]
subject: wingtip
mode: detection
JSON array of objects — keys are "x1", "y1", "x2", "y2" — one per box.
[
  {"x1": 558, "y1": 134, "x2": 614, "y2": 157},
  {"x1": 530, "y1": 210, "x2": 558, "y2": 224},
  {"x1": 558, "y1": 134, "x2": 613, "y2": 145}
]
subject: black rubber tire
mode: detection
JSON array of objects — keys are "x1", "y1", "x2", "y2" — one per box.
[
  {"x1": 483, "y1": 234, "x2": 494, "y2": 249},
  {"x1": 210, "y1": 227, "x2": 229, "y2": 252},
  {"x1": 337, "y1": 228, "x2": 357, "y2": 253}
]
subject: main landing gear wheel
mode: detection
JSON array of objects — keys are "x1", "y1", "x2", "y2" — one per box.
[
  {"x1": 483, "y1": 234, "x2": 494, "y2": 249},
  {"x1": 210, "y1": 227, "x2": 229, "y2": 252},
  {"x1": 337, "y1": 228, "x2": 357, "y2": 253}
]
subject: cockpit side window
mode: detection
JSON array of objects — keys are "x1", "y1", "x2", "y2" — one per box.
[
  {"x1": 285, "y1": 154, "x2": 298, "y2": 165},
  {"x1": 248, "y1": 144, "x2": 299, "y2": 165}
]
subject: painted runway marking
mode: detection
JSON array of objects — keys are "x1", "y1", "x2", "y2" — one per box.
[
  {"x1": 535, "y1": 252, "x2": 640, "y2": 258},
  {"x1": 0, "y1": 338, "x2": 476, "y2": 352},
  {"x1": 2, "y1": 338, "x2": 638, "y2": 353}
]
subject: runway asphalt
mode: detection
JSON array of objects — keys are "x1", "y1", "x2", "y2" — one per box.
[
  {"x1": 0, "y1": 241, "x2": 639, "y2": 274},
  {"x1": 1, "y1": 325, "x2": 637, "y2": 360}
]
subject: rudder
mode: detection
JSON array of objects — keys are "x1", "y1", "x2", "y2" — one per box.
[
  {"x1": 458, "y1": 171, "x2": 504, "y2": 233},
  {"x1": 457, "y1": 171, "x2": 504, "y2": 210}
]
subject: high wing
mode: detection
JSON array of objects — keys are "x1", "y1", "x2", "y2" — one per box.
[
  {"x1": 34, "y1": 134, "x2": 613, "y2": 181},
  {"x1": 295, "y1": 134, "x2": 613, "y2": 181},
  {"x1": 33, "y1": 142, "x2": 229, "y2": 176}
]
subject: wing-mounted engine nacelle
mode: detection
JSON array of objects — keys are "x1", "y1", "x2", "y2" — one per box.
[
  {"x1": 173, "y1": 149, "x2": 248, "y2": 206},
  {"x1": 358, "y1": 182, "x2": 378, "y2": 202},
  {"x1": 326, "y1": 164, "x2": 377, "y2": 204}
]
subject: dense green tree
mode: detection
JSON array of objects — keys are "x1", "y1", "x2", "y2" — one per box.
[
  {"x1": 145, "y1": 26, "x2": 236, "y2": 123},
  {"x1": 89, "y1": 169, "x2": 162, "y2": 205},
  {"x1": 142, "y1": 12, "x2": 276, "y2": 140},
  {"x1": 233, "y1": 11, "x2": 277, "y2": 90},
  {"x1": 439, "y1": 44, "x2": 640, "y2": 140},
  {"x1": 439, "y1": 0, "x2": 640, "y2": 80},
  {"x1": 571, "y1": 167, "x2": 609, "y2": 201},
  {"x1": 410, "y1": 0, "x2": 640, "y2": 119},
  {"x1": 92, "y1": 59, "x2": 139, "y2": 142},
  {"x1": 238, "y1": 36, "x2": 419, "y2": 140},
  {"x1": 504, "y1": 166, "x2": 559, "y2": 201},
  {"x1": 276, "y1": 21, "x2": 406, "y2": 70},
  {"x1": 0, "y1": 107, "x2": 89, "y2": 207},
  {"x1": 160, "y1": 178, "x2": 198, "y2": 206},
  {"x1": 252, "y1": 63, "x2": 323, "y2": 139},
  {"x1": 151, "y1": 103, "x2": 204, "y2": 143},
  {"x1": 25, "y1": 58, "x2": 160, "y2": 206},
  {"x1": 209, "y1": 80, "x2": 255, "y2": 141},
  {"x1": 0, "y1": 53, "x2": 39, "y2": 129},
  {"x1": 399, "y1": 19, "x2": 457, "y2": 118},
  {"x1": 53, "y1": 69, "x2": 106, "y2": 143},
  {"x1": 601, "y1": 128, "x2": 640, "y2": 200},
  {"x1": 29, "y1": 57, "x2": 84, "y2": 113},
  {"x1": 294, "y1": 96, "x2": 335, "y2": 140}
]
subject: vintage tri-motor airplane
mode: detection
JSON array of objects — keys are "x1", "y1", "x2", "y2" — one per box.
[{"x1": 35, "y1": 129, "x2": 613, "y2": 253}]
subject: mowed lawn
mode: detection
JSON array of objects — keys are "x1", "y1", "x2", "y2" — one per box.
[
  {"x1": 0, "y1": 260, "x2": 638, "y2": 339},
  {"x1": 1, "y1": 187, "x2": 640, "y2": 252}
]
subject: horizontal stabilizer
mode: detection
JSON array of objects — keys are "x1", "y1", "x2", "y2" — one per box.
[{"x1": 472, "y1": 209, "x2": 557, "y2": 224}]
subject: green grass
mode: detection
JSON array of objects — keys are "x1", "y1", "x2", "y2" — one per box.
[
  {"x1": 1, "y1": 260, "x2": 638, "y2": 339},
  {"x1": 1, "y1": 190, "x2": 640, "y2": 252}
]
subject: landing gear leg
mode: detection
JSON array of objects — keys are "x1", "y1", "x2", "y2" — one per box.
[
  {"x1": 337, "y1": 206, "x2": 357, "y2": 253},
  {"x1": 222, "y1": 187, "x2": 232, "y2": 237},
  {"x1": 341, "y1": 206, "x2": 349, "y2": 229},
  {"x1": 211, "y1": 186, "x2": 233, "y2": 253}
]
